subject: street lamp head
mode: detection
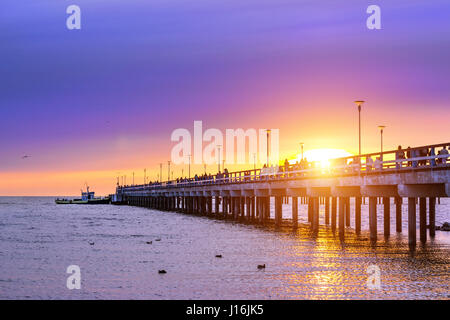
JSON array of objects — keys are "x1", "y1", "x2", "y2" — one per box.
[
  {"x1": 378, "y1": 125, "x2": 386, "y2": 130},
  {"x1": 354, "y1": 100, "x2": 365, "y2": 107}
]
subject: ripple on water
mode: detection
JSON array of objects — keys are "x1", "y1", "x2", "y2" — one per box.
[{"x1": 0, "y1": 196, "x2": 448, "y2": 299}]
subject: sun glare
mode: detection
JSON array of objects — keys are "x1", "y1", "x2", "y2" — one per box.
[{"x1": 290, "y1": 149, "x2": 353, "y2": 168}]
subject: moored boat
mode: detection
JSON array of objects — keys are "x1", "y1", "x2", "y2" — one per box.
[{"x1": 55, "y1": 186, "x2": 110, "y2": 205}]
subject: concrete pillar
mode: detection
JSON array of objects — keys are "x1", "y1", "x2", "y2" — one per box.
[
  {"x1": 313, "y1": 197, "x2": 319, "y2": 233},
  {"x1": 245, "y1": 197, "x2": 252, "y2": 221},
  {"x1": 230, "y1": 197, "x2": 234, "y2": 218},
  {"x1": 338, "y1": 197, "x2": 345, "y2": 238},
  {"x1": 429, "y1": 197, "x2": 436, "y2": 238},
  {"x1": 307, "y1": 198, "x2": 312, "y2": 223},
  {"x1": 419, "y1": 197, "x2": 427, "y2": 243},
  {"x1": 395, "y1": 197, "x2": 402, "y2": 233},
  {"x1": 222, "y1": 197, "x2": 226, "y2": 217},
  {"x1": 369, "y1": 197, "x2": 377, "y2": 242},
  {"x1": 251, "y1": 197, "x2": 256, "y2": 220},
  {"x1": 275, "y1": 196, "x2": 282, "y2": 227},
  {"x1": 256, "y1": 197, "x2": 262, "y2": 223},
  {"x1": 258, "y1": 197, "x2": 264, "y2": 224},
  {"x1": 383, "y1": 197, "x2": 390, "y2": 238},
  {"x1": 208, "y1": 197, "x2": 213, "y2": 215},
  {"x1": 215, "y1": 196, "x2": 220, "y2": 214},
  {"x1": 325, "y1": 197, "x2": 330, "y2": 225},
  {"x1": 345, "y1": 197, "x2": 350, "y2": 227},
  {"x1": 292, "y1": 197, "x2": 298, "y2": 229},
  {"x1": 355, "y1": 196, "x2": 361, "y2": 234},
  {"x1": 240, "y1": 197, "x2": 245, "y2": 219},
  {"x1": 331, "y1": 197, "x2": 337, "y2": 231},
  {"x1": 202, "y1": 197, "x2": 206, "y2": 214},
  {"x1": 408, "y1": 197, "x2": 416, "y2": 246}
]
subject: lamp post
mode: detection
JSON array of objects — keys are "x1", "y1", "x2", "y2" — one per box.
[
  {"x1": 159, "y1": 163, "x2": 162, "y2": 182},
  {"x1": 378, "y1": 125, "x2": 386, "y2": 160},
  {"x1": 354, "y1": 100, "x2": 365, "y2": 156},
  {"x1": 300, "y1": 142, "x2": 304, "y2": 161},
  {"x1": 216, "y1": 145, "x2": 222, "y2": 173},
  {"x1": 266, "y1": 129, "x2": 271, "y2": 166},
  {"x1": 253, "y1": 153, "x2": 256, "y2": 170},
  {"x1": 168, "y1": 160, "x2": 171, "y2": 181},
  {"x1": 187, "y1": 154, "x2": 191, "y2": 179}
]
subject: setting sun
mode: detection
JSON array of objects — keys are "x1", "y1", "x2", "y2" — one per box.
[{"x1": 291, "y1": 149, "x2": 353, "y2": 167}]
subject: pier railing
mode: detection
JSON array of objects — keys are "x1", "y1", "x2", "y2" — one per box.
[{"x1": 118, "y1": 142, "x2": 450, "y2": 192}]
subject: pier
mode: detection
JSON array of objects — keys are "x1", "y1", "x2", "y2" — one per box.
[{"x1": 114, "y1": 143, "x2": 450, "y2": 247}]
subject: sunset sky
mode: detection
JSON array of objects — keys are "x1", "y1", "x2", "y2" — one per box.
[{"x1": 1, "y1": 0, "x2": 449, "y2": 195}]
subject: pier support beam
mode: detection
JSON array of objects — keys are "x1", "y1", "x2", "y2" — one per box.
[
  {"x1": 234, "y1": 197, "x2": 240, "y2": 220},
  {"x1": 345, "y1": 197, "x2": 350, "y2": 227},
  {"x1": 429, "y1": 197, "x2": 436, "y2": 237},
  {"x1": 311, "y1": 197, "x2": 319, "y2": 233},
  {"x1": 331, "y1": 197, "x2": 337, "y2": 231},
  {"x1": 325, "y1": 197, "x2": 330, "y2": 225},
  {"x1": 258, "y1": 198, "x2": 262, "y2": 222},
  {"x1": 383, "y1": 197, "x2": 390, "y2": 238},
  {"x1": 419, "y1": 197, "x2": 427, "y2": 243},
  {"x1": 251, "y1": 197, "x2": 256, "y2": 220},
  {"x1": 338, "y1": 197, "x2": 345, "y2": 238},
  {"x1": 307, "y1": 198, "x2": 312, "y2": 223},
  {"x1": 355, "y1": 197, "x2": 361, "y2": 234},
  {"x1": 275, "y1": 196, "x2": 282, "y2": 228},
  {"x1": 369, "y1": 197, "x2": 377, "y2": 242},
  {"x1": 395, "y1": 197, "x2": 402, "y2": 232},
  {"x1": 245, "y1": 197, "x2": 251, "y2": 221},
  {"x1": 408, "y1": 197, "x2": 416, "y2": 246},
  {"x1": 215, "y1": 196, "x2": 220, "y2": 215},
  {"x1": 222, "y1": 197, "x2": 226, "y2": 217},
  {"x1": 292, "y1": 197, "x2": 298, "y2": 229}
]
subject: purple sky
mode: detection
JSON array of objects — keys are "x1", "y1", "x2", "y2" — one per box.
[{"x1": 1, "y1": 0, "x2": 449, "y2": 193}]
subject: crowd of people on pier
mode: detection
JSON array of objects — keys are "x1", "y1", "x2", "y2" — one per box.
[{"x1": 118, "y1": 145, "x2": 449, "y2": 190}]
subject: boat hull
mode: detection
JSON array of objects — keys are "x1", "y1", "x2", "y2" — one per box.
[
  {"x1": 55, "y1": 199, "x2": 72, "y2": 204},
  {"x1": 72, "y1": 198, "x2": 110, "y2": 205},
  {"x1": 55, "y1": 198, "x2": 110, "y2": 205}
]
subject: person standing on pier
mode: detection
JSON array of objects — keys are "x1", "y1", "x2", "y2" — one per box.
[
  {"x1": 396, "y1": 145, "x2": 405, "y2": 169},
  {"x1": 438, "y1": 146, "x2": 449, "y2": 164},
  {"x1": 429, "y1": 147, "x2": 436, "y2": 166},
  {"x1": 366, "y1": 156, "x2": 374, "y2": 171}
]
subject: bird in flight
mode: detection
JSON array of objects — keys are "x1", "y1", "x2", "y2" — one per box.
[{"x1": 21, "y1": 155, "x2": 31, "y2": 159}]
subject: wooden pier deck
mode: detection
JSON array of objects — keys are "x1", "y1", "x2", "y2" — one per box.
[{"x1": 114, "y1": 143, "x2": 450, "y2": 246}]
